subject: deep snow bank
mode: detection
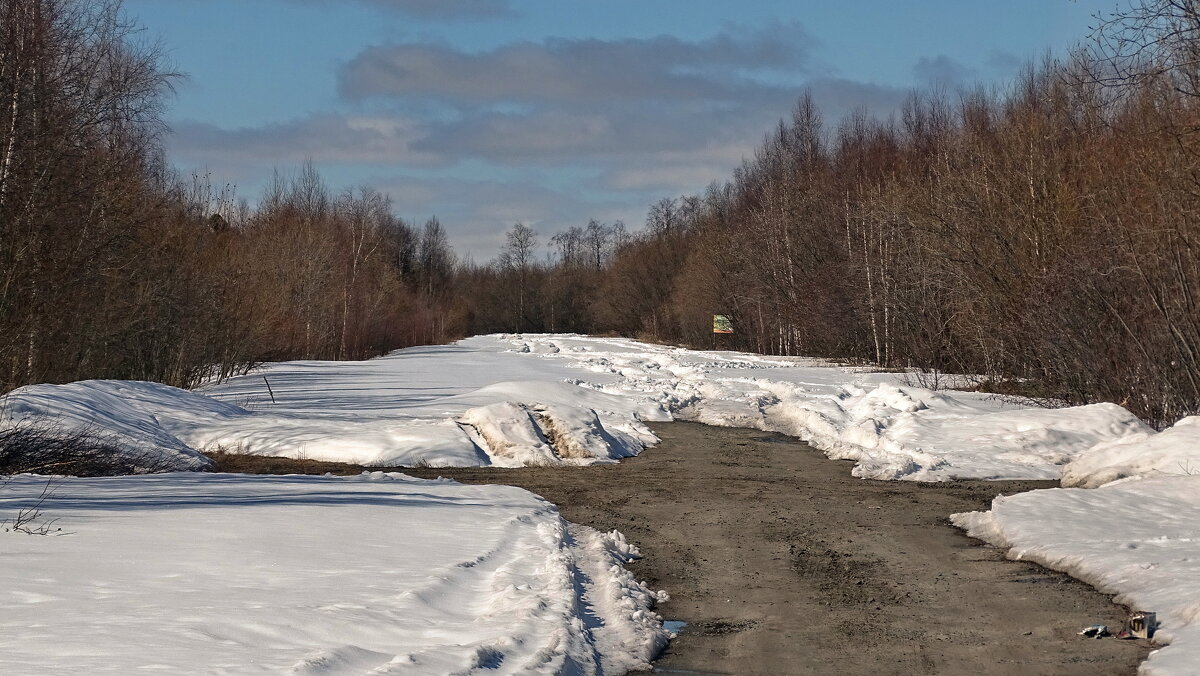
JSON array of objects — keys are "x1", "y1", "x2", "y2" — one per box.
[
  {"x1": 0, "y1": 354, "x2": 663, "y2": 469},
  {"x1": 1, "y1": 380, "x2": 216, "y2": 472},
  {"x1": 493, "y1": 335, "x2": 1154, "y2": 481},
  {"x1": 0, "y1": 334, "x2": 1168, "y2": 478},
  {"x1": 1062, "y1": 417, "x2": 1200, "y2": 488},
  {"x1": 0, "y1": 472, "x2": 669, "y2": 675},
  {"x1": 953, "y1": 476, "x2": 1200, "y2": 675}
]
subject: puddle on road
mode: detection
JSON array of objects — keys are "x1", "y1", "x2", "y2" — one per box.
[{"x1": 654, "y1": 622, "x2": 734, "y2": 675}]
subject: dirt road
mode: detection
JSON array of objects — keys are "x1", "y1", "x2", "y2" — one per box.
[{"x1": 403, "y1": 422, "x2": 1150, "y2": 675}]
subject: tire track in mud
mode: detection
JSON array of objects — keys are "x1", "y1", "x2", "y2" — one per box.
[{"x1": 405, "y1": 422, "x2": 1154, "y2": 675}]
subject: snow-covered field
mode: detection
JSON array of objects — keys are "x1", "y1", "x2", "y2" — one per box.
[
  {"x1": 0, "y1": 472, "x2": 668, "y2": 674},
  {"x1": 5, "y1": 333, "x2": 1200, "y2": 674}
]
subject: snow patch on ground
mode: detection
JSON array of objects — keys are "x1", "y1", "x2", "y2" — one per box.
[
  {"x1": 0, "y1": 473, "x2": 668, "y2": 675},
  {"x1": 953, "y1": 476, "x2": 1200, "y2": 675},
  {"x1": 459, "y1": 401, "x2": 557, "y2": 466},
  {"x1": 492, "y1": 336, "x2": 1158, "y2": 481}
]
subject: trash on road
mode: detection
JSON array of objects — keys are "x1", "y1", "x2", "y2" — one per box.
[
  {"x1": 1078, "y1": 624, "x2": 1109, "y2": 638},
  {"x1": 1115, "y1": 611, "x2": 1156, "y2": 640}
]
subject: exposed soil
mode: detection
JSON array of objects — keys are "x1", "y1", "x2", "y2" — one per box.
[
  {"x1": 204, "y1": 451, "x2": 368, "y2": 476},
  {"x1": 399, "y1": 422, "x2": 1153, "y2": 676}
]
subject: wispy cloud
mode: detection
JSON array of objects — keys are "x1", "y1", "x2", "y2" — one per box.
[
  {"x1": 294, "y1": 0, "x2": 515, "y2": 21},
  {"x1": 170, "y1": 114, "x2": 446, "y2": 167},
  {"x1": 913, "y1": 55, "x2": 975, "y2": 87},
  {"x1": 339, "y1": 23, "x2": 814, "y2": 104}
]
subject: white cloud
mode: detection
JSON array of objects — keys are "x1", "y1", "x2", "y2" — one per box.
[
  {"x1": 169, "y1": 114, "x2": 446, "y2": 167},
  {"x1": 339, "y1": 24, "x2": 815, "y2": 104},
  {"x1": 294, "y1": 0, "x2": 514, "y2": 21}
]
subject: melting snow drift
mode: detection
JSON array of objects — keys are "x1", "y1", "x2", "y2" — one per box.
[
  {"x1": 0, "y1": 472, "x2": 669, "y2": 675},
  {"x1": 0, "y1": 334, "x2": 1163, "y2": 479},
  {"x1": 954, "y1": 476, "x2": 1200, "y2": 676}
]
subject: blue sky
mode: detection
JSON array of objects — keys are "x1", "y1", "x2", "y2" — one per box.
[{"x1": 125, "y1": 0, "x2": 1118, "y2": 258}]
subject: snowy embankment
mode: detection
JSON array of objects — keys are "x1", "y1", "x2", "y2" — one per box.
[
  {"x1": 0, "y1": 472, "x2": 668, "y2": 675},
  {"x1": 1, "y1": 380, "x2": 219, "y2": 472},
  {"x1": 954, "y1": 475, "x2": 1200, "y2": 675},
  {"x1": 955, "y1": 418, "x2": 1200, "y2": 675},
  {"x1": 1, "y1": 339, "x2": 667, "y2": 471},
  {"x1": 0, "y1": 334, "x2": 1162, "y2": 478}
]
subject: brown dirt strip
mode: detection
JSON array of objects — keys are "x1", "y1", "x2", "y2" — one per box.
[{"x1": 212, "y1": 421, "x2": 1153, "y2": 675}]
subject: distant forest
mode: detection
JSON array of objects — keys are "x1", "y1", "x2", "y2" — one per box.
[{"x1": 4, "y1": 0, "x2": 1200, "y2": 427}]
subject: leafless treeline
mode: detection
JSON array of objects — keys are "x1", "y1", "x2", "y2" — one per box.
[
  {"x1": 458, "y1": 219, "x2": 633, "y2": 334},
  {"x1": 7, "y1": 0, "x2": 1200, "y2": 427},
  {"x1": 0, "y1": 0, "x2": 461, "y2": 392},
  {"x1": 467, "y1": 3, "x2": 1200, "y2": 427}
]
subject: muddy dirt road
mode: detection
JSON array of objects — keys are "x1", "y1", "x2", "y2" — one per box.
[{"x1": 403, "y1": 422, "x2": 1150, "y2": 675}]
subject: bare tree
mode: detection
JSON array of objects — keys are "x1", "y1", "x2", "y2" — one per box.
[
  {"x1": 418, "y1": 217, "x2": 453, "y2": 298},
  {"x1": 1088, "y1": 0, "x2": 1200, "y2": 97},
  {"x1": 0, "y1": 0, "x2": 176, "y2": 389},
  {"x1": 498, "y1": 223, "x2": 538, "y2": 332},
  {"x1": 551, "y1": 226, "x2": 585, "y2": 267}
]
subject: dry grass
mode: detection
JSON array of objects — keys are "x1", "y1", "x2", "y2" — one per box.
[{"x1": 202, "y1": 451, "x2": 370, "y2": 476}]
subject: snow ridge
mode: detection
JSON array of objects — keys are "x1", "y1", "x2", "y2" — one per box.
[
  {"x1": 0, "y1": 334, "x2": 1168, "y2": 480},
  {"x1": 496, "y1": 335, "x2": 1153, "y2": 482}
]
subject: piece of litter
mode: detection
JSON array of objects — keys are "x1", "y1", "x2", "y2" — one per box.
[
  {"x1": 1118, "y1": 611, "x2": 1156, "y2": 640},
  {"x1": 1078, "y1": 624, "x2": 1109, "y2": 638}
]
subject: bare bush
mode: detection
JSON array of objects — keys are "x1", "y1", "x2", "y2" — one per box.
[
  {"x1": 1, "y1": 478, "x2": 63, "y2": 536},
  {"x1": 0, "y1": 417, "x2": 185, "y2": 477}
]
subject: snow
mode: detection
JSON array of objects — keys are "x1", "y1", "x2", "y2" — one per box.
[
  {"x1": 0, "y1": 472, "x2": 669, "y2": 675},
  {"x1": 953, "y1": 475, "x2": 1200, "y2": 675},
  {"x1": 4, "y1": 333, "x2": 1200, "y2": 673},
  {"x1": 0, "y1": 334, "x2": 1160, "y2": 479},
  {"x1": 0, "y1": 380, "x2": 217, "y2": 472},
  {"x1": 1062, "y1": 417, "x2": 1200, "y2": 488},
  {"x1": 754, "y1": 383, "x2": 1150, "y2": 481},
  {"x1": 478, "y1": 335, "x2": 1153, "y2": 481}
]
